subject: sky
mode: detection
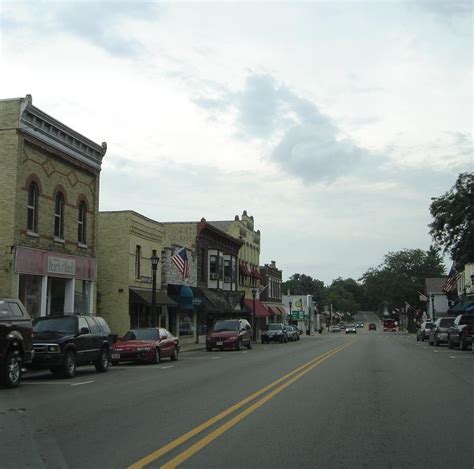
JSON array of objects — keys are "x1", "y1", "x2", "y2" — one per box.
[{"x1": 1, "y1": 0, "x2": 472, "y2": 284}]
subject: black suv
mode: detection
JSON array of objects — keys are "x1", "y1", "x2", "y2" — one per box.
[
  {"x1": 30, "y1": 315, "x2": 114, "y2": 378},
  {"x1": 261, "y1": 323, "x2": 288, "y2": 344},
  {"x1": 0, "y1": 299, "x2": 34, "y2": 388}
]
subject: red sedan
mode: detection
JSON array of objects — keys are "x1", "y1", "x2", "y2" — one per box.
[{"x1": 111, "y1": 328, "x2": 179, "y2": 365}]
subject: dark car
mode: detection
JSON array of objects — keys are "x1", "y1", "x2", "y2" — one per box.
[
  {"x1": 447, "y1": 314, "x2": 474, "y2": 350},
  {"x1": 111, "y1": 328, "x2": 179, "y2": 364},
  {"x1": 206, "y1": 319, "x2": 252, "y2": 351},
  {"x1": 428, "y1": 317, "x2": 455, "y2": 346},
  {"x1": 261, "y1": 323, "x2": 288, "y2": 344},
  {"x1": 30, "y1": 314, "x2": 114, "y2": 378},
  {"x1": 0, "y1": 299, "x2": 34, "y2": 388},
  {"x1": 369, "y1": 323, "x2": 376, "y2": 331},
  {"x1": 416, "y1": 320, "x2": 433, "y2": 341}
]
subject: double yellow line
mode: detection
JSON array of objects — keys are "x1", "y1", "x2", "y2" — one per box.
[{"x1": 129, "y1": 341, "x2": 352, "y2": 469}]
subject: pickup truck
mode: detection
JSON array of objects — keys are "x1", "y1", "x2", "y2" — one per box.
[{"x1": 447, "y1": 314, "x2": 474, "y2": 350}]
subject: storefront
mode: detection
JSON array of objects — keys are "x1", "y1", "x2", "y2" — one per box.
[{"x1": 15, "y1": 246, "x2": 96, "y2": 318}]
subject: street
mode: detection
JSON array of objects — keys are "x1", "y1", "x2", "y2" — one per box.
[{"x1": 1, "y1": 312, "x2": 473, "y2": 469}]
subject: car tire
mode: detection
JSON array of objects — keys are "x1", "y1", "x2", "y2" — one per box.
[
  {"x1": 448, "y1": 337, "x2": 454, "y2": 349},
  {"x1": 60, "y1": 351, "x2": 77, "y2": 379},
  {"x1": 460, "y1": 336, "x2": 467, "y2": 351},
  {"x1": 170, "y1": 347, "x2": 178, "y2": 361},
  {"x1": 153, "y1": 348, "x2": 161, "y2": 364},
  {"x1": 1, "y1": 350, "x2": 22, "y2": 388},
  {"x1": 434, "y1": 339, "x2": 440, "y2": 347},
  {"x1": 246, "y1": 340, "x2": 252, "y2": 350},
  {"x1": 95, "y1": 348, "x2": 109, "y2": 373},
  {"x1": 235, "y1": 339, "x2": 242, "y2": 351}
]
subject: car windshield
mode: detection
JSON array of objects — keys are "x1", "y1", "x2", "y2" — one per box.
[
  {"x1": 212, "y1": 321, "x2": 239, "y2": 332},
  {"x1": 33, "y1": 316, "x2": 76, "y2": 334},
  {"x1": 267, "y1": 324, "x2": 282, "y2": 330},
  {"x1": 123, "y1": 329, "x2": 158, "y2": 341}
]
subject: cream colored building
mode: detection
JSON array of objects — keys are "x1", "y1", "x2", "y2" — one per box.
[{"x1": 0, "y1": 95, "x2": 106, "y2": 317}]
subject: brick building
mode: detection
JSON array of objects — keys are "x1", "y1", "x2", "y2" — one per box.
[
  {"x1": 0, "y1": 95, "x2": 106, "y2": 317},
  {"x1": 259, "y1": 261, "x2": 286, "y2": 322}
]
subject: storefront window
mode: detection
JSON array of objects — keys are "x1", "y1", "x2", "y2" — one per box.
[
  {"x1": 19, "y1": 274, "x2": 42, "y2": 318},
  {"x1": 74, "y1": 280, "x2": 90, "y2": 315},
  {"x1": 179, "y1": 311, "x2": 194, "y2": 337}
]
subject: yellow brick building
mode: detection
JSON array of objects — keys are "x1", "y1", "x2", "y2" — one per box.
[{"x1": 0, "y1": 95, "x2": 106, "y2": 317}]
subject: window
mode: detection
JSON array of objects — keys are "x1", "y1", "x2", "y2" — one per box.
[
  {"x1": 54, "y1": 192, "x2": 65, "y2": 239},
  {"x1": 209, "y1": 254, "x2": 217, "y2": 280},
  {"x1": 27, "y1": 182, "x2": 38, "y2": 233},
  {"x1": 78, "y1": 201, "x2": 87, "y2": 244},
  {"x1": 135, "y1": 245, "x2": 141, "y2": 278},
  {"x1": 224, "y1": 259, "x2": 231, "y2": 283},
  {"x1": 8, "y1": 302, "x2": 24, "y2": 317}
]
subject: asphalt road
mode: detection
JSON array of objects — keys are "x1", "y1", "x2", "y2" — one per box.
[{"x1": 1, "y1": 312, "x2": 473, "y2": 469}]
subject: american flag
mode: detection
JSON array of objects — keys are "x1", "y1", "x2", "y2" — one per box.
[
  {"x1": 171, "y1": 248, "x2": 189, "y2": 279},
  {"x1": 443, "y1": 263, "x2": 459, "y2": 293}
]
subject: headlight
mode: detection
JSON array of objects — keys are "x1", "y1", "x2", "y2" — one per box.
[{"x1": 46, "y1": 344, "x2": 61, "y2": 353}]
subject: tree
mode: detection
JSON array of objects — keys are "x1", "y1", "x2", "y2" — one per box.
[
  {"x1": 325, "y1": 278, "x2": 361, "y2": 314},
  {"x1": 429, "y1": 172, "x2": 474, "y2": 266},
  {"x1": 282, "y1": 274, "x2": 325, "y2": 301}
]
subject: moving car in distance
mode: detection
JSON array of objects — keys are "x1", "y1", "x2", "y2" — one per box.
[
  {"x1": 0, "y1": 298, "x2": 34, "y2": 388},
  {"x1": 356, "y1": 321, "x2": 364, "y2": 328},
  {"x1": 428, "y1": 317, "x2": 455, "y2": 346},
  {"x1": 345, "y1": 324, "x2": 357, "y2": 334},
  {"x1": 206, "y1": 319, "x2": 252, "y2": 351},
  {"x1": 30, "y1": 314, "x2": 113, "y2": 378},
  {"x1": 111, "y1": 328, "x2": 179, "y2": 364},
  {"x1": 383, "y1": 318, "x2": 397, "y2": 332},
  {"x1": 416, "y1": 320, "x2": 433, "y2": 341},
  {"x1": 369, "y1": 323, "x2": 377, "y2": 331},
  {"x1": 329, "y1": 325, "x2": 341, "y2": 333},
  {"x1": 261, "y1": 323, "x2": 288, "y2": 344}
]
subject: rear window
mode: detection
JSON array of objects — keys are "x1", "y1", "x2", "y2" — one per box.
[
  {"x1": 439, "y1": 318, "x2": 454, "y2": 327},
  {"x1": 268, "y1": 324, "x2": 282, "y2": 330}
]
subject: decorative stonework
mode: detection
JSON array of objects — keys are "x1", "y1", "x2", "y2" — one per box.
[{"x1": 41, "y1": 160, "x2": 55, "y2": 177}]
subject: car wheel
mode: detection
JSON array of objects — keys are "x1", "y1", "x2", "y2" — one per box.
[
  {"x1": 206, "y1": 346, "x2": 212, "y2": 352},
  {"x1": 246, "y1": 340, "x2": 252, "y2": 350},
  {"x1": 448, "y1": 337, "x2": 454, "y2": 349},
  {"x1": 61, "y1": 351, "x2": 77, "y2": 379},
  {"x1": 416, "y1": 335, "x2": 420, "y2": 342},
  {"x1": 95, "y1": 348, "x2": 109, "y2": 373},
  {"x1": 170, "y1": 347, "x2": 178, "y2": 361},
  {"x1": 153, "y1": 348, "x2": 161, "y2": 364},
  {"x1": 460, "y1": 336, "x2": 467, "y2": 351},
  {"x1": 1, "y1": 350, "x2": 22, "y2": 388},
  {"x1": 235, "y1": 339, "x2": 242, "y2": 351}
]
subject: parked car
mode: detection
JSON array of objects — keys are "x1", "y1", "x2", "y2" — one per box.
[
  {"x1": 206, "y1": 319, "x2": 252, "y2": 351},
  {"x1": 416, "y1": 320, "x2": 433, "y2": 342},
  {"x1": 428, "y1": 317, "x2": 455, "y2": 346},
  {"x1": 30, "y1": 314, "x2": 114, "y2": 378},
  {"x1": 111, "y1": 328, "x2": 179, "y2": 364},
  {"x1": 345, "y1": 324, "x2": 357, "y2": 334},
  {"x1": 329, "y1": 325, "x2": 341, "y2": 332},
  {"x1": 0, "y1": 299, "x2": 34, "y2": 388},
  {"x1": 369, "y1": 323, "x2": 376, "y2": 331},
  {"x1": 285, "y1": 325, "x2": 299, "y2": 341},
  {"x1": 447, "y1": 314, "x2": 474, "y2": 350},
  {"x1": 261, "y1": 323, "x2": 288, "y2": 343}
]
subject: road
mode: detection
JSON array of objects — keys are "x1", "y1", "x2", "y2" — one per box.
[{"x1": 1, "y1": 312, "x2": 473, "y2": 469}]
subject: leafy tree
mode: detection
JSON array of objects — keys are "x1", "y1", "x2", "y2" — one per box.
[
  {"x1": 429, "y1": 172, "x2": 474, "y2": 266},
  {"x1": 325, "y1": 278, "x2": 361, "y2": 314},
  {"x1": 282, "y1": 274, "x2": 325, "y2": 301}
]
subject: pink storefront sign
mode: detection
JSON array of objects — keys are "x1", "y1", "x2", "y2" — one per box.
[{"x1": 15, "y1": 246, "x2": 97, "y2": 281}]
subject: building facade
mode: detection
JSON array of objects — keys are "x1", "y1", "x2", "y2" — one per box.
[
  {"x1": 259, "y1": 261, "x2": 285, "y2": 323},
  {"x1": 0, "y1": 95, "x2": 106, "y2": 317}
]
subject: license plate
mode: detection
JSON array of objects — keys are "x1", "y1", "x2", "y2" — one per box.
[
  {"x1": 111, "y1": 353, "x2": 120, "y2": 359},
  {"x1": 216, "y1": 342, "x2": 223, "y2": 346}
]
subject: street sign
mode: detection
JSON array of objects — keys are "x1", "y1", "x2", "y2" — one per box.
[{"x1": 290, "y1": 311, "x2": 307, "y2": 320}]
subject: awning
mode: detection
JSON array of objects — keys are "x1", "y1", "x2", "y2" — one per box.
[
  {"x1": 129, "y1": 288, "x2": 177, "y2": 307},
  {"x1": 250, "y1": 268, "x2": 261, "y2": 279},
  {"x1": 243, "y1": 299, "x2": 270, "y2": 317},
  {"x1": 277, "y1": 306, "x2": 287, "y2": 315},
  {"x1": 239, "y1": 263, "x2": 251, "y2": 277},
  {"x1": 450, "y1": 299, "x2": 474, "y2": 313},
  {"x1": 264, "y1": 304, "x2": 286, "y2": 316}
]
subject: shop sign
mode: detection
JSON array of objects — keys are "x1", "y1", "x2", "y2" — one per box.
[{"x1": 47, "y1": 257, "x2": 75, "y2": 276}]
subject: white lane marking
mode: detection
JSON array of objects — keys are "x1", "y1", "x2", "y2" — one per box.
[
  {"x1": 160, "y1": 366, "x2": 174, "y2": 369},
  {"x1": 23, "y1": 382, "x2": 70, "y2": 385},
  {"x1": 449, "y1": 355, "x2": 456, "y2": 359},
  {"x1": 211, "y1": 357, "x2": 221, "y2": 360},
  {"x1": 449, "y1": 355, "x2": 472, "y2": 359},
  {"x1": 70, "y1": 381, "x2": 95, "y2": 387}
]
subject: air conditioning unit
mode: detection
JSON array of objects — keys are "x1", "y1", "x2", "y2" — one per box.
[{"x1": 210, "y1": 273, "x2": 218, "y2": 280}]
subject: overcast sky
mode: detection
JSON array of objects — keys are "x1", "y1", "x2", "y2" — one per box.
[{"x1": 1, "y1": 1, "x2": 472, "y2": 284}]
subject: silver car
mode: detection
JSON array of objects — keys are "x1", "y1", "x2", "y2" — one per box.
[
  {"x1": 285, "y1": 325, "x2": 299, "y2": 341},
  {"x1": 428, "y1": 317, "x2": 454, "y2": 346}
]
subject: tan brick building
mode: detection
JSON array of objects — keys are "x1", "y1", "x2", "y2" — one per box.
[{"x1": 0, "y1": 95, "x2": 106, "y2": 317}]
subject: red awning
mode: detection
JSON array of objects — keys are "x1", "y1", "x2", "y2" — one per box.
[
  {"x1": 250, "y1": 268, "x2": 261, "y2": 279},
  {"x1": 239, "y1": 263, "x2": 250, "y2": 277},
  {"x1": 244, "y1": 299, "x2": 271, "y2": 317},
  {"x1": 267, "y1": 305, "x2": 282, "y2": 315},
  {"x1": 277, "y1": 306, "x2": 287, "y2": 315}
]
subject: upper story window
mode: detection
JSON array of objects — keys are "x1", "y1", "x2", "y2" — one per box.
[
  {"x1": 135, "y1": 245, "x2": 141, "y2": 279},
  {"x1": 224, "y1": 259, "x2": 231, "y2": 283},
  {"x1": 27, "y1": 182, "x2": 39, "y2": 233},
  {"x1": 54, "y1": 192, "x2": 65, "y2": 240},
  {"x1": 78, "y1": 201, "x2": 87, "y2": 245},
  {"x1": 209, "y1": 255, "x2": 218, "y2": 280}
]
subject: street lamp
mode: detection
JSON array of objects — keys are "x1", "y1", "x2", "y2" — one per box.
[
  {"x1": 288, "y1": 301, "x2": 292, "y2": 325},
  {"x1": 151, "y1": 250, "x2": 159, "y2": 327},
  {"x1": 430, "y1": 294, "x2": 435, "y2": 321},
  {"x1": 251, "y1": 288, "x2": 257, "y2": 341}
]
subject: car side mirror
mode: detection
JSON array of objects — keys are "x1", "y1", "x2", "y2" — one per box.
[{"x1": 79, "y1": 327, "x2": 89, "y2": 335}]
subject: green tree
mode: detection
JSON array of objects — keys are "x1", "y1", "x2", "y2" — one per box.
[
  {"x1": 429, "y1": 172, "x2": 474, "y2": 266},
  {"x1": 325, "y1": 278, "x2": 361, "y2": 314},
  {"x1": 282, "y1": 274, "x2": 325, "y2": 301}
]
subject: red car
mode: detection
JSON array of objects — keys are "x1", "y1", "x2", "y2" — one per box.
[
  {"x1": 369, "y1": 323, "x2": 377, "y2": 331},
  {"x1": 111, "y1": 328, "x2": 179, "y2": 365}
]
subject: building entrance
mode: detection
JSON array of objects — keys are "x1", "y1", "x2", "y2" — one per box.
[{"x1": 48, "y1": 277, "x2": 66, "y2": 315}]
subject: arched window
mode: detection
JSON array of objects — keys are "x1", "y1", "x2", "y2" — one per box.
[
  {"x1": 27, "y1": 182, "x2": 38, "y2": 233},
  {"x1": 54, "y1": 192, "x2": 65, "y2": 239},
  {"x1": 78, "y1": 201, "x2": 87, "y2": 244}
]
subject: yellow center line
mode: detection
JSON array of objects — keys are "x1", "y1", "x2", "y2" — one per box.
[
  {"x1": 161, "y1": 342, "x2": 353, "y2": 468},
  {"x1": 128, "y1": 341, "x2": 352, "y2": 469}
]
